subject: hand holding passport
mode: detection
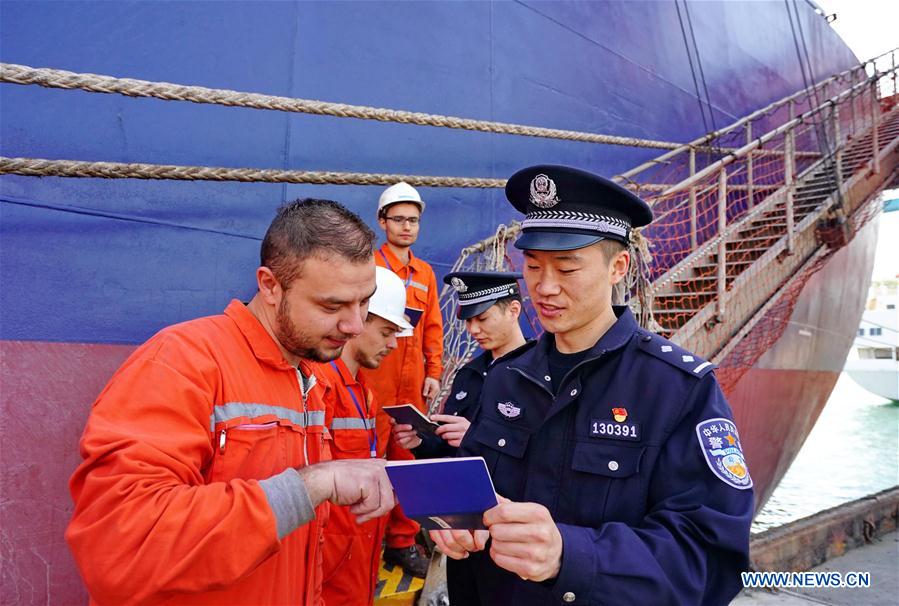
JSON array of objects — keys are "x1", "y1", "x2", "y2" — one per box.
[
  {"x1": 382, "y1": 404, "x2": 445, "y2": 437},
  {"x1": 384, "y1": 457, "x2": 498, "y2": 530}
]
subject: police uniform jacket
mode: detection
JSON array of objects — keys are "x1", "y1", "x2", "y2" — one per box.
[
  {"x1": 455, "y1": 306, "x2": 754, "y2": 606},
  {"x1": 413, "y1": 344, "x2": 530, "y2": 459}
]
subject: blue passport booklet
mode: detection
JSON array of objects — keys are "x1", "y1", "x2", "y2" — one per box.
[{"x1": 385, "y1": 457, "x2": 498, "y2": 530}]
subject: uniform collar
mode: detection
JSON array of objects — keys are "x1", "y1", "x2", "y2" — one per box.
[
  {"x1": 511, "y1": 306, "x2": 636, "y2": 374},
  {"x1": 378, "y1": 242, "x2": 423, "y2": 272},
  {"x1": 330, "y1": 357, "x2": 363, "y2": 388},
  {"x1": 224, "y1": 299, "x2": 312, "y2": 374},
  {"x1": 463, "y1": 350, "x2": 494, "y2": 374},
  {"x1": 463, "y1": 338, "x2": 535, "y2": 375}
]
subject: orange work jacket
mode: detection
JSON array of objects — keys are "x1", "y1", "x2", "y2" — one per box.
[
  {"x1": 66, "y1": 300, "x2": 331, "y2": 606},
  {"x1": 361, "y1": 244, "x2": 443, "y2": 412},
  {"x1": 318, "y1": 359, "x2": 417, "y2": 606}
]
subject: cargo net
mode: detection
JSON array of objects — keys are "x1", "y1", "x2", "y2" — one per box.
[
  {"x1": 713, "y1": 192, "x2": 883, "y2": 392},
  {"x1": 437, "y1": 74, "x2": 887, "y2": 402},
  {"x1": 433, "y1": 224, "x2": 537, "y2": 409}
]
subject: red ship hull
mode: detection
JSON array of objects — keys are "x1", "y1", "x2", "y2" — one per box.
[{"x1": 726, "y1": 213, "x2": 880, "y2": 509}]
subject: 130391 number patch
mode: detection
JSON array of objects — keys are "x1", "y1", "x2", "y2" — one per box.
[{"x1": 590, "y1": 419, "x2": 640, "y2": 442}]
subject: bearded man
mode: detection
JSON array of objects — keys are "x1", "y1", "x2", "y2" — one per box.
[{"x1": 66, "y1": 198, "x2": 396, "y2": 606}]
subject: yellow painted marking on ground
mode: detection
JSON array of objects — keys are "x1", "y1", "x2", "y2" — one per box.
[{"x1": 375, "y1": 551, "x2": 423, "y2": 604}]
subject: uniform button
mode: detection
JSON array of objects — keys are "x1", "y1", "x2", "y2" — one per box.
[
  {"x1": 483, "y1": 371, "x2": 487, "y2": 376},
  {"x1": 544, "y1": 375, "x2": 551, "y2": 381},
  {"x1": 563, "y1": 592, "x2": 576, "y2": 603},
  {"x1": 641, "y1": 334, "x2": 652, "y2": 342},
  {"x1": 498, "y1": 438, "x2": 506, "y2": 447},
  {"x1": 570, "y1": 388, "x2": 578, "y2": 397},
  {"x1": 608, "y1": 460, "x2": 619, "y2": 471}
]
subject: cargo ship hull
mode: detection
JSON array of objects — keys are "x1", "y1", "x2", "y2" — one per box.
[{"x1": 0, "y1": 1, "x2": 871, "y2": 602}]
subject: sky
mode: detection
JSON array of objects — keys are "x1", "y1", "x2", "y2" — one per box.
[
  {"x1": 816, "y1": 0, "x2": 898, "y2": 281},
  {"x1": 814, "y1": 0, "x2": 898, "y2": 62}
]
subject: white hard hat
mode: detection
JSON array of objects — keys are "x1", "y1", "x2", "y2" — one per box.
[
  {"x1": 369, "y1": 267, "x2": 414, "y2": 332},
  {"x1": 377, "y1": 182, "x2": 425, "y2": 215}
]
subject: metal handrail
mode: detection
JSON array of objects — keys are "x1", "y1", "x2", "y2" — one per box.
[
  {"x1": 661, "y1": 66, "x2": 895, "y2": 196},
  {"x1": 615, "y1": 47, "x2": 898, "y2": 183}
]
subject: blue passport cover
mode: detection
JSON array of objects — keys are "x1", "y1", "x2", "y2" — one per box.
[
  {"x1": 385, "y1": 457, "x2": 498, "y2": 530},
  {"x1": 404, "y1": 307, "x2": 424, "y2": 328}
]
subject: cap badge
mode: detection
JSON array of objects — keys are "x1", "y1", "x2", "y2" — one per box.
[
  {"x1": 450, "y1": 277, "x2": 468, "y2": 293},
  {"x1": 612, "y1": 407, "x2": 628, "y2": 422},
  {"x1": 497, "y1": 401, "x2": 522, "y2": 419},
  {"x1": 529, "y1": 174, "x2": 560, "y2": 209}
]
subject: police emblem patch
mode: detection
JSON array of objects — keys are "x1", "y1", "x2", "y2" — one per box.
[
  {"x1": 450, "y1": 277, "x2": 468, "y2": 293},
  {"x1": 696, "y1": 418, "x2": 752, "y2": 490},
  {"x1": 529, "y1": 174, "x2": 561, "y2": 209},
  {"x1": 497, "y1": 401, "x2": 522, "y2": 419},
  {"x1": 455, "y1": 390, "x2": 468, "y2": 400},
  {"x1": 612, "y1": 407, "x2": 627, "y2": 422}
]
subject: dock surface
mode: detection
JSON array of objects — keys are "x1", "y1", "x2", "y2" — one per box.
[{"x1": 733, "y1": 530, "x2": 898, "y2": 605}]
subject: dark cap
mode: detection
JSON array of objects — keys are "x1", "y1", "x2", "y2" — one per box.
[
  {"x1": 443, "y1": 271, "x2": 523, "y2": 320},
  {"x1": 505, "y1": 164, "x2": 653, "y2": 251}
]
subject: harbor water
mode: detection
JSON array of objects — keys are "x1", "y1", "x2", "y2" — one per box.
[{"x1": 752, "y1": 372, "x2": 899, "y2": 533}]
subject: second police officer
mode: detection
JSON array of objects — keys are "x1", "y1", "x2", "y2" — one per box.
[
  {"x1": 431, "y1": 165, "x2": 754, "y2": 606},
  {"x1": 394, "y1": 271, "x2": 530, "y2": 457}
]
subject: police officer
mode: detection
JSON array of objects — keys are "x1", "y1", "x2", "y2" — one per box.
[
  {"x1": 431, "y1": 166, "x2": 754, "y2": 605},
  {"x1": 394, "y1": 271, "x2": 529, "y2": 458}
]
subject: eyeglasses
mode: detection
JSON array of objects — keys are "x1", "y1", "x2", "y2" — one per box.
[{"x1": 385, "y1": 215, "x2": 420, "y2": 226}]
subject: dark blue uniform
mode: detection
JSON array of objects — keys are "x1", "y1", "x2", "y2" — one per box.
[
  {"x1": 455, "y1": 306, "x2": 754, "y2": 605},
  {"x1": 414, "y1": 345, "x2": 530, "y2": 459},
  {"x1": 413, "y1": 351, "x2": 491, "y2": 459}
]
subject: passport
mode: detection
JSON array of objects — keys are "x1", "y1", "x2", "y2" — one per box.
[
  {"x1": 382, "y1": 404, "x2": 443, "y2": 437},
  {"x1": 404, "y1": 306, "x2": 424, "y2": 329},
  {"x1": 385, "y1": 457, "x2": 498, "y2": 529}
]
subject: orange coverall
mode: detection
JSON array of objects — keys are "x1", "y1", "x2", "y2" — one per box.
[
  {"x1": 362, "y1": 243, "x2": 444, "y2": 413},
  {"x1": 318, "y1": 359, "x2": 419, "y2": 606},
  {"x1": 66, "y1": 300, "x2": 330, "y2": 606},
  {"x1": 361, "y1": 244, "x2": 444, "y2": 549}
]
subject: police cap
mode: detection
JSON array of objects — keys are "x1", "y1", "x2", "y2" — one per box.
[
  {"x1": 505, "y1": 164, "x2": 653, "y2": 251},
  {"x1": 443, "y1": 271, "x2": 523, "y2": 320}
]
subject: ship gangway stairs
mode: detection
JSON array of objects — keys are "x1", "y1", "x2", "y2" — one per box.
[{"x1": 633, "y1": 60, "x2": 899, "y2": 379}]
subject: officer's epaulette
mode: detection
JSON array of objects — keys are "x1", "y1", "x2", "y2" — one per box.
[{"x1": 635, "y1": 331, "x2": 716, "y2": 379}]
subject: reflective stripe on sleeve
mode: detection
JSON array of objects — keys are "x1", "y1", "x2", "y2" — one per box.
[{"x1": 330, "y1": 416, "x2": 377, "y2": 431}]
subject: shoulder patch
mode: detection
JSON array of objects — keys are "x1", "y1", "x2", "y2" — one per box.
[
  {"x1": 695, "y1": 418, "x2": 753, "y2": 490},
  {"x1": 636, "y1": 332, "x2": 715, "y2": 378}
]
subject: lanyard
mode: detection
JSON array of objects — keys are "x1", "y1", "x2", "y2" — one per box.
[
  {"x1": 379, "y1": 250, "x2": 413, "y2": 287},
  {"x1": 330, "y1": 361, "x2": 378, "y2": 458}
]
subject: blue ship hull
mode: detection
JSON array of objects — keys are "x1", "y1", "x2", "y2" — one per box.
[{"x1": 0, "y1": 2, "x2": 864, "y2": 603}]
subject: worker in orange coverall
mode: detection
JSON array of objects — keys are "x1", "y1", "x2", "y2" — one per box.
[
  {"x1": 65, "y1": 199, "x2": 395, "y2": 606},
  {"x1": 360, "y1": 182, "x2": 443, "y2": 576},
  {"x1": 319, "y1": 266, "x2": 424, "y2": 605}
]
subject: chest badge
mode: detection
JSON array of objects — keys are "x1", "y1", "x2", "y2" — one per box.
[
  {"x1": 455, "y1": 390, "x2": 468, "y2": 400},
  {"x1": 612, "y1": 407, "x2": 628, "y2": 422},
  {"x1": 497, "y1": 401, "x2": 521, "y2": 419},
  {"x1": 696, "y1": 418, "x2": 753, "y2": 490}
]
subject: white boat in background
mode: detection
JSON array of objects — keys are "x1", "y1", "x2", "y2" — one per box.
[{"x1": 844, "y1": 281, "x2": 899, "y2": 401}]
